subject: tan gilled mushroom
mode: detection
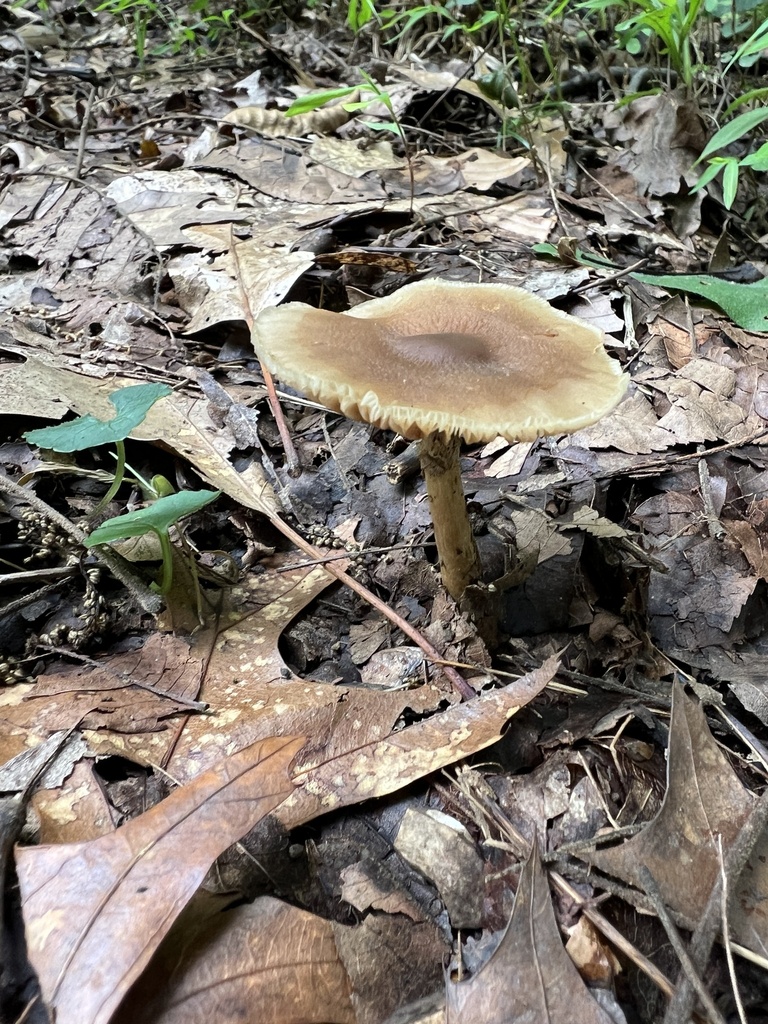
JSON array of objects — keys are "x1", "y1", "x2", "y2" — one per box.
[{"x1": 252, "y1": 279, "x2": 628, "y2": 601}]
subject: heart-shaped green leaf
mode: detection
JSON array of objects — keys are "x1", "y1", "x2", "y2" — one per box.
[
  {"x1": 25, "y1": 383, "x2": 171, "y2": 453},
  {"x1": 85, "y1": 490, "x2": 220, "y2": 546}
]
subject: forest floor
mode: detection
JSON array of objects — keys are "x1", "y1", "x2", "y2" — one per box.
[{"x1": 3, "y1": 4, "x2": 768, "y2": 1023}]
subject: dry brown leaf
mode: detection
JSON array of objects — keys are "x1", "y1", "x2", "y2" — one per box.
[
  {"x1": 571, "y1": 390, "x2": 677, "y2": 454},
  {"x1": 339, "y1": 862, "x2": 425, "y2": 921},
  {"x1": 566, "y1": 916, "x2": 621, "y2": 988},
  {"x1": 385, "y1": 149, "x2": 528, "y2": 196},
  {"x1": 0, "y1": 360, "x2": 68, "y2": 417},
  {"x1": 455, "y1": 193, "x2": 556, "y2": 245},
  {"x1": 394, "y1": 66, "x2": 507, "y2": 119},
  {"x1": 653, "y1": 376, "x2": 748, "y2": 444},
  {"x1": 725, "y1": 519, "x2": 768, "y2": 580},
  {"x1": 104, "y1": 168, "x2": 245, "y2": 247},
  {"x1": 8, "y1": 354, "x2": 279, "y2": 516},
  {"x1": 589, "y1": 685, "x2": 768, "y2": 956},
  {"x1": 648, "y1": 533, "x2": 756, "y2": 652},
  {"x1": 395, "y1": 808, "x2": 483, "y2": 928},
  {"x1": 333, "y1": 909, "x2": 447, "y2": 1023},
  {"x1": 308, "y1": 136, "x2": 406, "y2": 177},
  {"x1": 112, "y1": 893, "x2": 357, "y2": 1024},
  {"x1": 32, "y1": 761, "x2": 114, "y2": 844},
  {"x1": 170, "y1": 230, "x2": 316, "y2": 327},
  {"x1": 559, "y1": 505, "x2": 628, "y2": 538},
  {"x1": 112, "y1": 892, "x2": 447, "y2": 1024},
  {"x1": 200, "y1": 139, "x2": 388, "y2": 205},
  {"x1": 281, "y1": 656, "x2": 560, "y2": 829},
  {"x1": 446, "y1": 846, "x2": 614, "y2": 1023},
  {"x1": 610, "y1": 92, "x2": 705, "y2": 198},
  {"x1": 3, "y1": 633, "x2": 204, "y2": 738},
  {"x1": 81, "y1": 559, "x2": 337, "y2": 769},
  {"x1": 17, "y1": 734, "x2": 302, "y2": 1024}
]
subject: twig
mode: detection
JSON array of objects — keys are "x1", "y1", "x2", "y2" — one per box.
[
  {"x1": 272, "y1": 517, "x2": 475, "y2": 700},
  {"x1": 0, "y1": 474, "x2": 162, "y2": 614},
  {"x1": 35, "y1": 645, "x2": 209, "y2": 712},
  {"x1": 467, "y1": 791, "x2": 683, "y2": 1002},
  {"x1": 718, "y1": 836, "x2": 748, "y2": 1024},
  {"x1": 711, "y1": 704, "x2": 768, "y2": 776},
  {"x1": 639, "y1": 866, "x2": 726, "y2": 1024},
  {"x1": 74, "y1": 83, "x2": 96, "y2": 180},
  {"x1": 571, "y1": 257, "x2": 649, "y2": 294},
  {"x1": 663, "y1": 786, "x2": 768, "y2": 1024},
  {"x1": 230, "y1": 225, "x2": 301, "y2": 477},
  {"x1": 595, "y1": 428, "x2": 768, "y2": 480},
  {"x1": 275, "y1": 539, "x2": 431, "y2": 572},
  {"x1": 698, "y1": 456, "x2": 725, "y2": 540}
]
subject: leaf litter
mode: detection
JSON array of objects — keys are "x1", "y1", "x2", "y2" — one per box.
[{"x1": 4, "y1": 4, "x2": 768, "y2": 1023}]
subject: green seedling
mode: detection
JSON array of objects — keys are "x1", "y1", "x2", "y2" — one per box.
[
  {"x1": 285, "y1": 72, "x2": 402, "y2": 143},
  {"x1": 575, "y1": 0, "x2": 705, "y2": 88},
  {"x1": 24, "y1": 382, "x2": 171, "y2": 517},
  {"x1": 691, "y1": 106, "x2": 768, "y2": 210},
  {"x1": 84, "y1": 488, "x2": 220, "y2": 595},
  {"x1": 632, "y1": 271, "x2": 768, "y2": 331},
  {"x1": 346, "y1": 0, "x2": 377, "y2": 31},
  {"x1": 721, "y1": 11, "x2": 768, "y2": 71},
  {"x1": 533, "y1": 242, "x2": 620, "y2": 269},
  {"x1": 93, "y1": 0, "x2": 264, "y2": 59},
  {"x1": 286, "y1": 71, "x2": 415, "y2": 201}
]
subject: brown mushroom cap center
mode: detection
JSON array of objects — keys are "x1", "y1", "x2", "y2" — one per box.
[{"x1": 386, "y1": 331, "x2": 493, "y2": 367}]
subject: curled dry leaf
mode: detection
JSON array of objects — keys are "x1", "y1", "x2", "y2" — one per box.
[
  {"x1": 16, "y1": 734, "x2": 303, "y2": 1024},
  {"x1": 446, "y1": 846, "x2": 614, "y2": 1024},
  {"x1": 588, "y1": 684, "x2": 768, "y2": 958},
  {"x1": 111, "y1": 893, "x2": 448, "y2": 1024}
]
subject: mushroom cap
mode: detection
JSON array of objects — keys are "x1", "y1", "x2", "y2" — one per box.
[{"x1": 252, "y1": 279, "x2": 628, "y2": 443}]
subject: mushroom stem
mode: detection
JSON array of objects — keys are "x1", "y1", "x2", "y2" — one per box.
[{"x1": 419, "y1": 431, "x2": 482, "y2": 601}]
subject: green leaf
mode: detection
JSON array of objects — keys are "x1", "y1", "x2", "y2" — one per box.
[
  {"x1": 697, "y1": 107, "x2": 768, "y2": 163},
  {"x1": 359, "y1": 119, "x2": 399, "y2": 133},
  {"x1": 347, "y1": 0, "x2": 377, "y2": 30},
  {"x1": 740, "y1": 141, "x2": 768, "y2": 170},
  {"x1": 726, "y1": 21, "x2": 768, "y2": 72},
  {"x1": 531, "y1": 242, "x2": 619, "y2": 269},
  {"x1": 724, "y1": 89, "x2": 768, "y2": 118},
  {"x1": 722, "y1": 158, "x2": 740, "y2": 208},
  {"x1": 632, "y1": 272, "x2": 768, "y2": 331},
  {"x1": 689, "y1": 158, "x2": 726, "y2": 193},
  {"x1": 24, "y1": 383, "x2": 171, "y2": 453},
  {"x1": 285, "y1": 86, "x2": 361, "y2": 117},
  {"x1": 84, "y1": 489, "x2": 220, "y2": 547}
]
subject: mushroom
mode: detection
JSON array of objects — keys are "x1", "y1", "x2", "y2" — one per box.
[{"x1": 252, "y1": 279, "x2": 628, "y2": 601}]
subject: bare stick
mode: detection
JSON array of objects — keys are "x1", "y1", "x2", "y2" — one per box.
[
  {"x1": 272, "y1": 516, "x2": 476, "y2": 700},
  {"x1": 0, "y1": 474, "x2": 162, "y2": 614},
  {"x1": 230, "y1": 227, "x2": 301, "y2": 477}
]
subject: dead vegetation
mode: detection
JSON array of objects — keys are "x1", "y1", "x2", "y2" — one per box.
[{"x1": 3, "y1": 1, "x2": 768, "y2": 1022}]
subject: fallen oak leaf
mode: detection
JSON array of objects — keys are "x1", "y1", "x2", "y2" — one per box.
[
  {"x1": 586, "y1": 684, "x2": 768, "y2": 959},
  {"x1": 279, "y1": 655, "x2": 560, "y2": 828},
  {"x1": 446, "y1": 846, "x2": 614, "y2": 1024},
  {"x1": 16, "y1": 734, "x2": 303, "y2": 1024},
  {"x1": 111, "y1": 891, "x2": 447, "y2": 1024},
  {"x1": 112, "y1": 893, "x2": 358, "y2": 1024}
]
